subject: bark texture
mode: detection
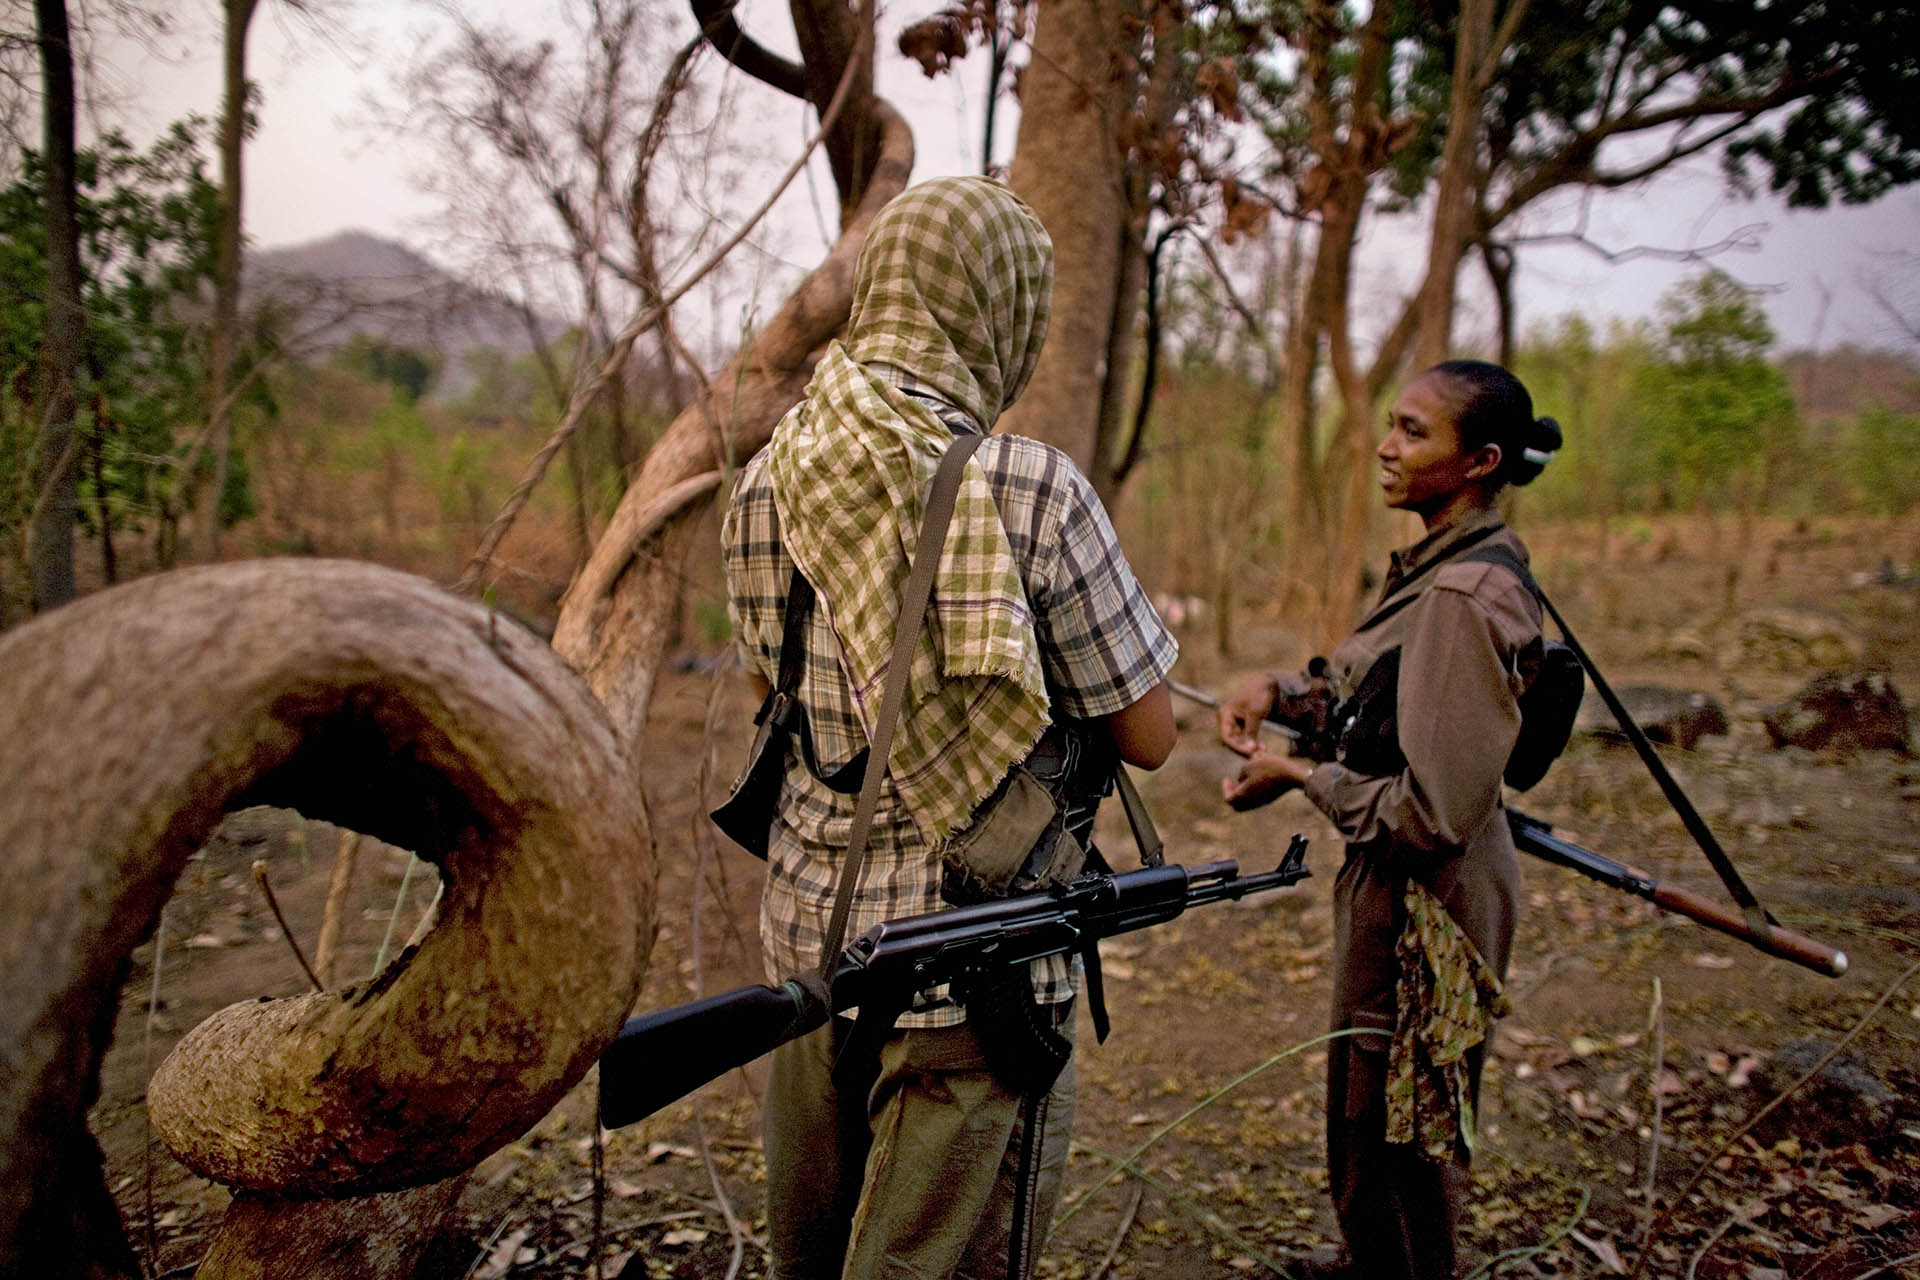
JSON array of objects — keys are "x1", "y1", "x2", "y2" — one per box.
[
  {"x1": 0, "y1": 560, "x2": 654, "y2": 1276},
  {"x1": 1411, "y1": 0, "x2": 1493, "y2": 370},
  {"x1": 996, "y1": 0, "x2": 1128, "y2": 470},
  {"x1": 551, "y1": 103, "x2": 913, "y2": 736},
  {"x1": 192, "y1": 1182, "x2": 466, "y2": 1280},
  {"x1": 202, "y1": 0, "x2": 259, "y2": 561},
  {"x1": 30, "y1": 0, "x2": 82, "y2": 611}
]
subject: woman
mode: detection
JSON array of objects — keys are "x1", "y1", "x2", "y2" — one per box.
[{"x1": 1216, "y1": 360, "x2": 1562, "y2": 1280}]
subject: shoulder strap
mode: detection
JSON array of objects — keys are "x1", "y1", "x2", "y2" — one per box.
[
  {"x1": 769, "y1": 572, "x2": 868, "y2": 793},
  {"x1": 1524, "y1": 578, "x2": 1778, "y2": 933},
  {"x1": 817, "y1": 433, "x2": 988, "y2": 977},
  {"x1": 1457, "y1": 540, "x2": 1531, "y2": 586}
]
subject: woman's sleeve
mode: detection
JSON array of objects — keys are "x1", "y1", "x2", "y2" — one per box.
[{"x1": 1303, "y1": 575, "x2": 1526, "y2": 860}]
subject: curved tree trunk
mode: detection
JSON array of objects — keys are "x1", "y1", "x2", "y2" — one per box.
[
  {"x1": 551, "y1": 104, "x2": 913, "y2": 735},
  {"x1": 0, "y1": 560, "x2": 655, "y2": 1278}
]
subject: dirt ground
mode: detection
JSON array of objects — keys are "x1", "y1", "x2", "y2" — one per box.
[{"x1": 94, "y1": 514, "x2": 1920, "y2": 1279}]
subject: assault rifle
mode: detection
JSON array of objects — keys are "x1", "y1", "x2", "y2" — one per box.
[
  {"x1": 1171, "y1": 679, "x2": 1846, "y2": 977},
  {"x1": 598, "y1": 835, "x2": 1312, "y2": 1129}
]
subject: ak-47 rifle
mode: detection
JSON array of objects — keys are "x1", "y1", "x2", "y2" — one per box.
[
  {"x1": 598, "y1": 835, "x2": 1312, "y2": 1129},
  {"x1": 1170, "y1": 679, "x2": 1846, "y2": 978}
]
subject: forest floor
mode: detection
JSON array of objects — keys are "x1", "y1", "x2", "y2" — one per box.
[{"x1": 94, "y1": 513, "x2": 1920, "y2": 1279}]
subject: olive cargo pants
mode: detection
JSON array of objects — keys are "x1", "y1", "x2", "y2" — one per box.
[{"x1": 764, "y1": 1007, "x2": 1076, "y2": 1280}]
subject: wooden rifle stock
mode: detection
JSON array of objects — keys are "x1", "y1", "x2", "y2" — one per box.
[{"x1": 1508, "y1": 811, "x2": 1846, "y2": 977}]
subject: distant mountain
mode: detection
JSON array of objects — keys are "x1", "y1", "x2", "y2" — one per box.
[{"x1": 249, "y1": 231, "x2": 569, "y2": 399}]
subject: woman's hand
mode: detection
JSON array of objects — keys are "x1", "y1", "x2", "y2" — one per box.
[
  {"x1": 1220, "y1": 747, "x2": 1313, "y2": 811},
  {"x1": 1217, "y1": 675, "x2": 1279, "y2": 758}
]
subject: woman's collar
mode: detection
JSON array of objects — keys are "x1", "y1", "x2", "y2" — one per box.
[{"x1": 1386, "y1": 505, "x2": 1505, "y2": 586}]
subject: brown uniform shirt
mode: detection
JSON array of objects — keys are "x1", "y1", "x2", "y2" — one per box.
[{"x1": 1302, "y1": 507, "x2": 1540, "y2": 1035}]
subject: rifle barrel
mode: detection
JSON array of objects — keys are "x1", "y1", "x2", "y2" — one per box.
[{"x1": 1167, "y1": 678, "x2": 1304, "y2": 743}]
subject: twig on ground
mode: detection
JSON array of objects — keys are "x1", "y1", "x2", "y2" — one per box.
[
  {"x1": 1055, "y1": 1028, "x2": 1359, "y2": 1229},
  {"x1": 313, "y1": 830, "x2": 361, "y2": 988},
  {"x1": 1641, "y1": 976, "x2": 1664, "y2": 1214},
  {"x1": 1852, "y1": 1251, "x2": 1920, "y2": 1279},
  {"x1": 1683, "y1": 1208, "x2": 1742, "y2": 1280},
  {"x1": 251, "y1": 859, "x2": 323, "y2": 993},
  {"x1": 692, "y1": 1112, "x2": 750, "y2": 1280},
  {"x1": 1460, "y1": 1185, "x2": 1590, "y2": 1279},
  {"x1": 1628, "y1": 956, "x2": 1920, "y2": 1279},
  {"x1": 142, "y1": 905, "x2": 168, "y2": 1275},
  {"x1": 1068, "y1": 1143, "x2": 1296, "y2": 1277},
  {"x1": 373, "y1": 853, "x2": 422, "y2": 976},
  {"x1": 591, "y1": 1074, "x2": 607, "y2": 1280},
  {"x1": 462, "y1": 1215, "x2": 517, "y2": 1280},
  {"x1": 1088, "y1": 1180, "x2": 1146, "y2": 1280}
]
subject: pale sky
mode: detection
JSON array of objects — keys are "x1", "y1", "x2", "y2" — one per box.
[{"x1": 90, "y1": 0, "x2": 1920, "y2": 356}]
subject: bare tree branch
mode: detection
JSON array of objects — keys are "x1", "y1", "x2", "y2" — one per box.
[
  {"x1": 456, "y1": 28, "x2": 871, "y2": 595},
  {"x1": 689, "y1": 0, "x2": 805, "y2": 98}
]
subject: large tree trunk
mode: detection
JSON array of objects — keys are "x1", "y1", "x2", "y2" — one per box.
[
  {"x1": 551, "y1": 104, "x2": 912, "y2": 737},
  {"x1": 1275, "y1": 0, "x2": 1400, "y2": 651},
  {"x1": 996, "y1": 0, "x2": 1129, "y2": 469},
  {"x1": 30, "y1": 0, "x2": 81, "y2": 611},
  {"x1": 1411, "y1": 0, "x2": 1493, "y2": 369},
  {"x1": 1084, "y1": 6, "x2": 1180, "y2": 501},
  {"x1": 203, "y1": 0, "x2": 259, "y2": 561},
  {"x1": 0, "y1": 560, "x2": 655, "y2": 1277}
]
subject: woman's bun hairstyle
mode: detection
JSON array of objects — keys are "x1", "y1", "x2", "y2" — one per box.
[
  {"x1": 1507, "y1": 414, "x2": 1562, "y2": 488},
  {"x1": 1427, "y1": 359, "x2": 1562, "y2": 489}
]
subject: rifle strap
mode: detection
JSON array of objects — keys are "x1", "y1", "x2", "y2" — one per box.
[
  {"x1": 1526, "y1": 580, "x2": 1777, "y2": 933},
  {"x1": 1113, "y1": 765, "x2": 1163, "y2": 869},
  {"x1": 1005, "y1": 1090, "x2": 1051, "y2": 1280},
  {"x1": 816, "y1": 433, "x2": 987, "y2": 980}
]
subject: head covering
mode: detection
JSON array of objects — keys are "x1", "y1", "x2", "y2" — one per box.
[{"x1": 763, "y1": 177, "x2": 1055, "y2": 845}]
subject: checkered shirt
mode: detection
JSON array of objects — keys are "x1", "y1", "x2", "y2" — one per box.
[{"x1": 722, "y1": 378, "x2": 1178, "y2": 1028}]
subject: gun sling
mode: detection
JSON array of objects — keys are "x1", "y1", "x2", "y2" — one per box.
[{"x1": 1349, "y1": 528, "x2": 1777, "y2": 935}]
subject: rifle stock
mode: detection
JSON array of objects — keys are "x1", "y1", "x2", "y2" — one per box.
[
  {"x1": 599, "y1": 981, "x2": 823, "y2": 1129},
  {"x1": 1507, "y1": 812, "x2": 1846, "y2": 977}
]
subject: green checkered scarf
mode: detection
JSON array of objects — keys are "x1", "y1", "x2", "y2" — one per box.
[{"x1": 764, "y1": 177, "x2": 1055, "y2": 845}]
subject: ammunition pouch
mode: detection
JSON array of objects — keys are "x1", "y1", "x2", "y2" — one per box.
[{"x1": 940, "y1": 722, "x2": 1109, "y2": 907}]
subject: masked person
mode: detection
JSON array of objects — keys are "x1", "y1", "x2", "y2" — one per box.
[
  {"x1": 721, "y1": 176, "x2": 1178, "y2": 1280},
  {"x1": 1216, "y1": 361, "x2": 1563, "y2": 1280}
]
